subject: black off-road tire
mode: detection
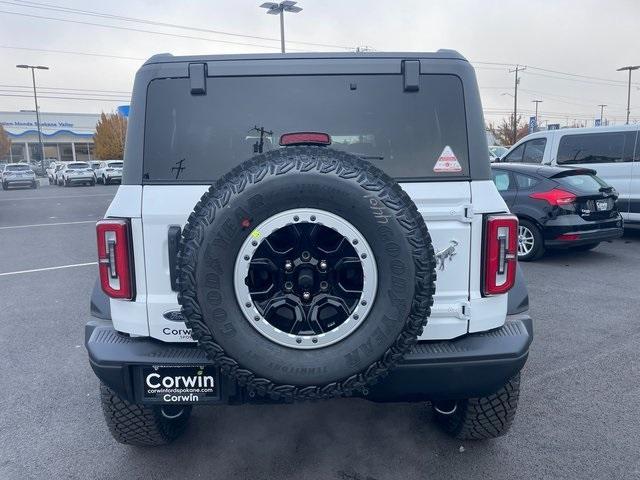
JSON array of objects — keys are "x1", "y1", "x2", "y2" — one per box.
[
  {"x1": 177, "y1": 146, "x2": 436, "y2": 401},
  {"x1": 100, "y1": 383, "x2": 192, "y2": 446},
  {"x1": 433, "y1": 373, "x2": 521, "y2": 440}
]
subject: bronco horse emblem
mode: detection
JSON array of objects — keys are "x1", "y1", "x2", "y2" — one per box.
[{"x1": 435, "y1": 240, "x2": 458, "y2": 271}]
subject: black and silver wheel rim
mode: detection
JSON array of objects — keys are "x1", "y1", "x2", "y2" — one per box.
[
  {"x1": 518, "y1": 225, "x2": 535, "y2": 257},
  {"x1": 234, "y1": 208, "x2": 377, "y2": 350}
]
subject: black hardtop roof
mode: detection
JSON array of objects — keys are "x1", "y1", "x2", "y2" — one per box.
[
  {"x1": 143, "y1": 49, "x2": 468, "y2": 66},
  {"x1": 491, "y1": 163, "x2": 597, "y2": 178}
]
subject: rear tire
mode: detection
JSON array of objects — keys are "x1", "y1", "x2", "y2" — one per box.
[
  {"x1": 31, "y1": 181, "x2": 38, "y2": 189},
  {"x1": 572, "y1": 242, "x2": 600, "y2": 252},
  {"x1": 2, "y1": 182, "x2": 7, "y2": 191},
  {"x1": 90, "y1": 179, "x2": 96, "y2": 186},
  {"x1": 100, "y1": 383, "x2": 192, "y2": 446},
  {"x1": 64, "y1": 178, "x2": 70, "y2": 187},
  {"x1": 102, "y1": 175, "x2": 108, "y2": 185},
  {"x1": 433, "y1": 373, "x2": 521, "y2": 440},
  {"x1": 517, "y1": 219, "x2": 545, "y2": 261}
]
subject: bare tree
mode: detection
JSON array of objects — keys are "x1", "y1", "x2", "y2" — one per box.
[
  {"x1": 93, "y1": 112, "x2": 127, "y2": 160},
  {"x1": 487, "y1": 116, "x2": 529, "y2": 146}
]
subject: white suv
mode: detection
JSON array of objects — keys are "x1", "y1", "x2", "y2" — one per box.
[
  {"x1": 86, "y1": 51, "x2": 532, "y2": 446},
  {"x1": 95, "y1": 160, "x2": 123, "y2": 185},
  {"x1": 58, "y1": 162, "x2": 95, "y2": 187}
]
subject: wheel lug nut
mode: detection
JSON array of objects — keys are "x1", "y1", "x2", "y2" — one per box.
[
  {"x1": 284, "y1": 260, "x2": 293, "y2": 271},
  {"x1": 319, "y1": 260, "x2": 327, "y2": 270},
  {"x1": 320, "y1": 281, "x2": 328, "y2": 291},
  {"x1": 302, "y1": 291, "x2": 311, "y2": 301},
  {"x1": 284, "y1": 281, "x2": 293, "y2": 291},
  {"x1": 301, "y1": 251, "x2": 311, "y2": 261}
]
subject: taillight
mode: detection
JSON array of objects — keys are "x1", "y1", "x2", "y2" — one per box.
[
  {"x1": 529, "y1": 188, "x2": 576, "y2": 206},
  {"x1": 96, "y1": 219, "x2": 133, "y2": 299},
  {"x1": 279, "y1": 132, "x2": 332, "y2": 146},
  {"x1": 483, "y1": 215, "x2": 518, "y2": 296}
]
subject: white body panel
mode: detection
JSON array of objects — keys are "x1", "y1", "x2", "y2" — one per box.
[{"x1": 106, "y1": 181, "x2": 511, "y2": 343}]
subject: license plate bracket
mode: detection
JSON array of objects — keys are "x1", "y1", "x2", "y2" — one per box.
[{"x1": 138, "y1": 365, "x2": 220, "y2": 404}]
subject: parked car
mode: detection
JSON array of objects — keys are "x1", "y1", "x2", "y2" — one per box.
[
  {"x1": 53, "y1": 163, "x2": 67, "y2": 185},
  {"x1": 95, "y1": 160, "x2": 123, "y2": 184},
  {"x1": 497, "y1": 124, "x2": 639, "y2": 225},
  {"x1": 489, "y1": 145, "x2": 508, "y2": 162},
  {"x1": 491, "y1": 163, "x2": 623, "y2": 260},
  {"x1": 1, "y1": 163, "x2": 38, "y2": 190},
  {"x1": 46, "y1": 161, "x2": 59, "y2": 184},
  {"x1": 86, "y1": 50, "x2": 533, "y2": 446},
  {"x1": 58, "y1": 162, "x2": 96, "y2": 187}
]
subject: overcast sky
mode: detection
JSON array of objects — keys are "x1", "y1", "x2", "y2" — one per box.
[{"x1": 1, "y1": 0, "x2": 638, "y2": 126}]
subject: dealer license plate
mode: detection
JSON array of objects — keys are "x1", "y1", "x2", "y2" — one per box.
[{"x1": 141, "y1": 365, "x2": 219, "y2": 403}]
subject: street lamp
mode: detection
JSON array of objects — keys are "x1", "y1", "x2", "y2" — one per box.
[
  {"x1": 260, "y1": 1, "x2": 302, "y2": 53},
  {"x1": 16, "y1": 64, "x2": 49, "y2": 170},
  {"x1": 617, "y1": 65, "x2": 640, "y2": 124},
  {"x1": 532, "y1": 99, "x2": 543, "y2": 131},
  {"x1": 598, "y1": 104, "x2": 607, "y2": 125}
]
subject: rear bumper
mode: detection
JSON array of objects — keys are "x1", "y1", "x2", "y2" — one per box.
[
  {"x1": 67, "y1": 176, "x2": 94, "y2": 183},
  {"x1": 4, "y1": 178, "x2": 35, "y2": 185},
  {"x1": 86, "y1": 313, "x2": 532, "y2": 405},
  {"x1": 545, "y1": 226, "x2": 623, "y2": 247}
]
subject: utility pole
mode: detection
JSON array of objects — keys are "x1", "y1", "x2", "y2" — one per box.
[
  {"x1": 617, "y1": 65, "x2": 640, "y2": 124},
  {"x1": 16, "y1": 64, "x2": 49, "y2": 169},
  {"x1": 598, "y1": 104, "x2": 607, "y2": 125},
  {"x1": 508, "y1": 65, "x2": 525, "y2": 144},
  {"x1": 532, "y1": 99, "x2": 543, "y2": 131},
  {"x1": 260, "y1": 1, "x2": 302, "y2": 53}
]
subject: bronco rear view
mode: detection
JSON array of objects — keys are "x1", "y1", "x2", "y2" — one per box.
[{"x1": 86, "y1": 51, "x2": 532, "y2": 446}]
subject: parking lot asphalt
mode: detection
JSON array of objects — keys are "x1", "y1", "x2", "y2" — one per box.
[{"x1": 1, "y1": 182, "x2": 639, "y2": 480}]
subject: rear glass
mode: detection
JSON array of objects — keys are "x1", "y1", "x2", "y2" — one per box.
[
  {"x1": 557, "y1": 132, "x2": 634, "y2": 164},
  {"x1": 5, "y1": 164, "x2": 30, "y2": 171},
  {"x1": 108, "y1": 162, "x2": 123, "y2": 168},
  {"x1": 68, "y1": 163, "x2": 90, "y2": 169},
  {"x1": 143, "y1": 74, "x2": 469, "y2": 182},
  {"x1": 556, "y1": 174, "x2": 608, "y2": 192}
]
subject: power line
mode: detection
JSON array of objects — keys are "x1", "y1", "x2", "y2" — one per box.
[
  {"x1": 2, "y1": 0, "x2": 353, "y2": 50},
  {"x1": 0, "y1": 93, "x2": 130, "y2": 102},
  {"x1": 0, "y1": 44, "x2": 145, "y2": 61},
  {"x1": 0, "y1": 9, "x2": 308, "y2": 51},
  {"x1": 0, "y1": 84, "x2": 131, "y2": 94}
]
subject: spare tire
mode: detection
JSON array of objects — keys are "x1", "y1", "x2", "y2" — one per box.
[{"x1": 177, "y1": 146, "x2": 436, "y2": 400}]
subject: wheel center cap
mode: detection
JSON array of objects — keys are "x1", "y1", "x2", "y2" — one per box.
[{"x1": 297, "y1": 267, "x2": 314, "y2": 291}]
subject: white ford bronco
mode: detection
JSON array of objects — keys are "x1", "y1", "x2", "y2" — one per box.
[{"x1": 86, "y1": 51, "x2": 532, "y2": 446}]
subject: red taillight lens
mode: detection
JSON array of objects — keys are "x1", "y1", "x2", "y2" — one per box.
[
  {"x1": 483, "y1": 215, "x2": 518, "y2": 296},
  {"x1": 96, "y1": 219, "x2": 133, "y2": 300},
  {"x1": 279, "y1": 132, "x2": 332, "y2": 146},
  {"x1": 529, "y1": 188, "x2": 576, "y2": 206}
]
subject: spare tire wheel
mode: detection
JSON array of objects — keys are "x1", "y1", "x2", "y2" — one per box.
[{"x1": 177, "y1": 146, "x2": 436, "y2": 400}]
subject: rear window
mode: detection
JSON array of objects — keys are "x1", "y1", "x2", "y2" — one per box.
[
  {"x1": 556, "y1": 174, "x2": 608, "y2": 193},
  {"x1": 143, "y1": 74, "x2": 469, "y2": 182},
  {"x1": 5, "y1": 164, "x2": 30, "y2": 171},
  {"x1": 107, "y1": 162, "x2": 123, "y2": 168},
  {"x1": 68, "y1": 163, "x2": 90, "y2": 169},
  {"x1": 557, "y1": 132, "x2": 634, "y2": 165}
]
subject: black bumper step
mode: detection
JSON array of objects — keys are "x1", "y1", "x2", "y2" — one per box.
[{"x1": 86, "y1": 314, "x2": 532, "y2": 404}]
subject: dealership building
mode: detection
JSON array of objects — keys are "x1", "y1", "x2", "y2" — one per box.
[{"x1": 0, "y1": 111, "x2": 101, "y2": 163}]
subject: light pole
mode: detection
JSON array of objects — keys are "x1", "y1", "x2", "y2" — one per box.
[
  {"x1": 617, "y1": 65, "x2": 640, "y2": 124},
  {"x1": 508, "y1": 65, "x2": 525, "y2": 144},
  {"x1": 260, "y1": 1, "x2": 302, "y2": 53},
  {"x1": 598, "y1": 104, "x2": 607, "y2": 125},
  {"x1": 16, "y1": 64, "x2": 49, "y2": 169},
  {"x1": 532, "y1": 99, "x2": 543, "y2": 131}
]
